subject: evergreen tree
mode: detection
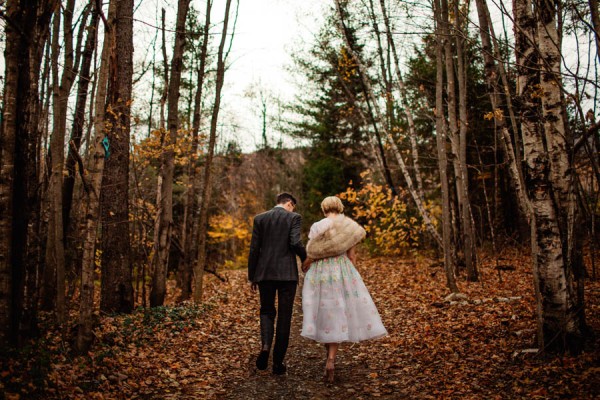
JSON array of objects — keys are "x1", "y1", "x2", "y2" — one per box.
[{"x1": 288, "y1": 10, "x2": 372, "y2": 221}]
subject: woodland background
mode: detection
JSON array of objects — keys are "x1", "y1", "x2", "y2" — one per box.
[{"x1": 0, "y1": 0, "x2": 599, "y2": 398}]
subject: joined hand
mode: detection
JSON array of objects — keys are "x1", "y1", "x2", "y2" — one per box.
[{"x1": 302, "y1": 258, "x2": 313, "y2": 273}]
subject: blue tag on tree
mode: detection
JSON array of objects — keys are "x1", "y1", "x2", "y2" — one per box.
[{"x1": 102, "y1": 136, "x2": 110, "y2": 159}]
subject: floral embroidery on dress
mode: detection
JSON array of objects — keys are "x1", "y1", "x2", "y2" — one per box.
[{"x1": 301, "y1": 252, "x2": 387, "y2": 343}]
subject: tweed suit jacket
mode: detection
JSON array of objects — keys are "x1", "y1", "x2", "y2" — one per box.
[{"x1": 248, "y1": 206, "x2": 307, "y2": 283}]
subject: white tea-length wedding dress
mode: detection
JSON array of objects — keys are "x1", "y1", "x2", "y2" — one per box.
[{"x1": 301, "y1": 215, "x2": 388, "y2": 343}]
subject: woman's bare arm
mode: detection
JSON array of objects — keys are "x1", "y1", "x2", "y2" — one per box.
[{"x1": 347, "y1": 246, "x2": 357, "y2": 265}]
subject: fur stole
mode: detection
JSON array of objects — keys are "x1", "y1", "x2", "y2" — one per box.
[{"x1": 306, "y1": 215, "x2": 366, "y2": 259}]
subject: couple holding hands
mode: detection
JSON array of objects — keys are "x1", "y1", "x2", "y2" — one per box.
[{"x1": 248, "y1": 193, "x2": 387, "y2": 383}]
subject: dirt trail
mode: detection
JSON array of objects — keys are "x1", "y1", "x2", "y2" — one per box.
[
  {"x1": 220, "y1": 277, "x2": 392, "y2": 400},
  {"x1": 205, "y1": 254, "x2": 599, "y2": 399},
  {"x1": 3, "y1": 254, "x2": 597, "y2": 399}
]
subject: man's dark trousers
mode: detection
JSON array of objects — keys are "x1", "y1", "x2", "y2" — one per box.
[{"x1": 258, "y1": 281, "x2": 297, "y2": 365}]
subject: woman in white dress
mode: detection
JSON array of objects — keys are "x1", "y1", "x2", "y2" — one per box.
[{"x1": 301, "y1": 196, "x2": 387, "y2": 382}]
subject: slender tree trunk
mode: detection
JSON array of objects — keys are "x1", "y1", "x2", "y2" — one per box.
[
  {"x1": 160, "y1": 9, "x2": 169, "y2": 132},
  {"x1": 589, "y1": 0, "x2": 600, "y2": 64},
  {"x1": 367, "y1": 0, "x2": 393, "y2": 132},
  {"x1": 180, "y1": 0, "x2": 212, "y2": 302},
  {"x1": 433, "y1": 0, "x2": 459, "y2": 294},
  {"x1": 149, "y1": 8, "x2": 169, "y2": 306},
  {"x1": 100, "y1": 0, "x2": 135, "y2": 314},
  {"x1": 64, "y1": 6, "x2": 98, "y2": 295},
  {"x1": 44, "y1": 0, "x2": 78, "y2": 325},
  {"x1": 440, "y1": 0, "x2": 472, "y2": 279},
  {"x1": 64, "y1": 3, "x2": 98, "y2": 253},
  {"x1": 150, "y1": 0, "x2": 191, "y2": 307},
  {"x1": 40, "y1": 9, "x2": 62, "y2": 313},
  {"x1": 366, "y1": 0, "x2": 403, "y2": 197},
  {"x1": 76, "y1": 0, "x2": 115, "y2": 353},
  {"x1": 378, "y1": 0, "x2": 425, "y2": 201},
  {"x1": 38, "y1": 37, "x2": 52, "y2": 183},
  {"x1": 194, "y1": 0, "x2": 235, "y2": 303},
  {"x1": 474, "y1": 0, "x2": 531, "y2": 219},
  {"x1": 454, "y1": 0, "x2": 478, "y2": 281},
  {"x1": 67, "y1": 6, "x2": 99, "y2": 299}
]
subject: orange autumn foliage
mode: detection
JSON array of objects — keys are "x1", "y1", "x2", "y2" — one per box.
[{"x1": 338, "y1": 170, "x2": 440, "y2": 255}]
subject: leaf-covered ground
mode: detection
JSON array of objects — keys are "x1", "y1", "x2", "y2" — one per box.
[{"x1": 2, "y1": 249, "x2": 599, "y2": 399}]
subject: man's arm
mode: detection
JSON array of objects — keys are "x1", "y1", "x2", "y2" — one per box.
[
  {"x1": 289, "y1": 213, "x2": 307, "y2": 262},
  {"x1": 248, "y1": 217, "x2": 261, "y2": 282}
]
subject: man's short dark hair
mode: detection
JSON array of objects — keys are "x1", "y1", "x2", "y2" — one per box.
[{"x1": 277, "y1": 192, "x2": 297, "y2": 206}]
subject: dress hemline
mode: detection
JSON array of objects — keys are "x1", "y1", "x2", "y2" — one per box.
[{"x1": 299, "y1": 331, "x2": 388, "y2": 344}]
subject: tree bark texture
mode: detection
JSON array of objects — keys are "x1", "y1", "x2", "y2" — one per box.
[
  {"x1": 514, "y1": 0, "x2": 584, "y2": 353},
  {"x1": 100, "y1": 0, "x2": 135, "y2": 314},
  {"x1": 536, "y1": 0, "x2": 585, "y2": 352},
  {"x1": 40, "y1": 9, "x2": 62, "y2": 313},
  {"x1": 0, "y1": 0, "x2": 58, "y2": 345},
  {"x1": 150, "y1": 0, "x2": 192, "y2": 307}
]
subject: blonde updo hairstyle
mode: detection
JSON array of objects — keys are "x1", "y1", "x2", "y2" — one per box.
[{"x1": 321, "y1": 196, "x2": 344, "y2": 215}]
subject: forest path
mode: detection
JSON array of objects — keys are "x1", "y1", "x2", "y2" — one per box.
[
  {"x1": 5, "y1": 252, "x2": 597, "y2": 399},
  {"x1": 218, "y1": 271, "x2": 389, "y2": 399},
  {"x1": 194, "y1": 253, "x2": 598, "y2": 399}
]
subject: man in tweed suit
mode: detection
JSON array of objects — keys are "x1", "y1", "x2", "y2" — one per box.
[{"x1": 248, "y1": 192, "x2": 307, "y2": 375}]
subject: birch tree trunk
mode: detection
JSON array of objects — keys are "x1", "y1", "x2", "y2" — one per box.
[
  {"x1": 514, "y1": 0, "x2": 584, "y2": 353},
  {"x1": 179, "y1": 0, "x2": 212, "y2": 302},
  {"x1": 150, "y1": 0, "x2": 191, "y2": 307},
  {"x1": 194, "y1": 0, "x2": 234, "y2": 303},
  {"x1": 535, "y1": 0, "x2": 585, "y2": 352},
  {"x1": 378, "y1": 0, "x2": 425, "y2": 201},
  {"x1": 99, "y1": 0, "x2": 135, "y2": 314},
  {"x1": 77, "y1": 0, "x2": 114, "y2": 353}
]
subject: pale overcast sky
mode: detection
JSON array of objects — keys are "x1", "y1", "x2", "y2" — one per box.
[
  {"x1": 218, "y1": 0, "x2": 327, "y2": 150},
  {"x1": 129, "y1": 0, "x2": 327, "y2": 151},
  {"x1": 197, "y1": 0, "x2": 330, "y2": 151}
]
